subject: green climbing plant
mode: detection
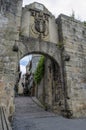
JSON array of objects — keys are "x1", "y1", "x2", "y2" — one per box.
[
  {"x1": 84, "y1": 21, "x2": 86, "y2": 26},
  {"x1": 34, "y1": 56, "x2": 45, "y2": 84}
]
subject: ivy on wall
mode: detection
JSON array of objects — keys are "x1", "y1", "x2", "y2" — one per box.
[
  {"x1": 34, "y1": 56, "x2": 45, "y2": 84},
  {"x1": 84, "y1": 21, "x2": 86, "y2": 26}
]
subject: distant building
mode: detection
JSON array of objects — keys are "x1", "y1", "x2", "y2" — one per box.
[
  {"x1": 26, "y1": 60, "x2": 32, "y2": 74},
  {"x1": 18, "y1": 55, "x2": 42, "y2": 96},
  {"x1": 32, "y1": 54, "x2": 41, "y2": 73}
]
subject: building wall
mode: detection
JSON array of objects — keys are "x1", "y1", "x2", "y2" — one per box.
[
  {"x1": 0, "y1": 0, "x2": 22, "y2": 118},
  {"x1": 26, "y1": 60, "x2": 32, "y2": 74},
  {"x1": 21, "y1": 2, "x2": 58, "y2": 44},
  {"x1": 32, "y1": 54, "x2": 41, "y2": 73},
  {"x1": 0, "y1": 1, "x2": 86, "y2": 118},
  {"x1": 37, "y1": 57, "x2": 63, "y2": 114},
  {"x1": 57, "y1": 14, "x2": 86, "y2": 117}
]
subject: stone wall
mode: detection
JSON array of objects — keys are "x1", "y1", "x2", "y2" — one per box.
[
  {"x1": 0, "y1": 0, "x2": 22, "y2": 118},
  {"x1": 37, "y1": 57, "x2": 64, "y2": 114},
  {"x1": 57, "y1": 14, "x2": 86, "y2": 117},
  {"x1": 21, "y1": 2, "x2": 58, "y2": 43},
  {"x1": 0, "y1": 1, "x2": 86, "y2": 119}
]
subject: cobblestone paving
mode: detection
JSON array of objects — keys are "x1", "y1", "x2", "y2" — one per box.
[{"x1": 12, "y1": 97, "x2": 86, "y2": 130}]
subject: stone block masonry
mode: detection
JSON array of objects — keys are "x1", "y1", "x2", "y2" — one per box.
[
  {"x1": 56, "y1": 14, "x2": 86, "y2": 117},
  {"x1": 0, "y1": 1, "x2": 86, "y2": 119},
  {"x1": 0, "y1": 0, "x2": 23, "y2": 119}
]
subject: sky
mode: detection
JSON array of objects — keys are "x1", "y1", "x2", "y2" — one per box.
[
  {"x1": 23, "y1": 0, "x2": 86, "y2": 21},
  {"x1": 20, "y1": 55, "x2": 32, "y2": 75},
  {"x1": 20, "y1": 0, "x2": 86, "y2": 74}
]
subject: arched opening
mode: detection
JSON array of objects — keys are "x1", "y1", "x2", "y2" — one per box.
[{"x1": 14, "y1": 51, "x2": 64, "y2": 115}]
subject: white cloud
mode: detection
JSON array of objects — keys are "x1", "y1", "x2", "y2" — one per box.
[
  {"x1": 20, "y1": 55, "x2": 32, "y2": 74},
  {"x1": 20, "y1": 55, "x2": 32, "y2": 66},
  {"x1": 23, "y1": 0, "x2": 86, "y2": 21},
  {"x1": 20, "y1": 56, "x2": 28, "y2": 63},
  {"x1": 20, "y1": 65, "x2": 26, "y2": 75}
]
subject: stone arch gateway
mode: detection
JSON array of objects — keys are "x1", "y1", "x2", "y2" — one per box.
[
  {"x1": 18, "y1": 37, "x2": 61, "y2": 66},
  {"x1": 0, "y1": 0, "x2": 86, "y2": 119},
  {"x1": 17, "y1": 37, "x2": 64, "y2": 115}
]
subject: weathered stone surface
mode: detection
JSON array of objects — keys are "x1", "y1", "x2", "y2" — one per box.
[
  {"x1": 37, "y1": 58, "x2": 64, "y2": 114},
  {"x1": 0, "y1": 0, "x2": 22, "y2": 119},
  {"x1": 21, "y1": 2, "x2": 58, "y2": 43},
  {"x1": 56, "y1": 14, "x2": 86, "y2": 117},
  {"x1": 0, "y1": 1, "x2": 86, "y2": 119}
]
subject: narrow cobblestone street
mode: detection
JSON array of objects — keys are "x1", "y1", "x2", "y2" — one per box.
[{"x1": 12, "y1": 97, "x2": 86, "y2": 130}]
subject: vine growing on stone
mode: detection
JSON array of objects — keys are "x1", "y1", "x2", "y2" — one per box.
[{"x1": 34, "y1": 56, "x2": 45, "y2": 84}]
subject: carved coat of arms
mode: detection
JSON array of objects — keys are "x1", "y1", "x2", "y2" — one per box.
[
  {"x1": 31, "y1": 10, "x2": 49, "y2": 38},
  {"x1": 35, "y1": 18, "x2": 46, "y2": 34}
]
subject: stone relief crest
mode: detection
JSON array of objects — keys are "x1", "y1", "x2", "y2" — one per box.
[
  {"x1": 35, "y1": 18, "x2": 46, "y2": 33},
  {"x1": 30, "y1": 10, "x2": 49, "y2": 39},
  {"x1": 35, "y1": 12, "x2": 46, "y2": 34}
]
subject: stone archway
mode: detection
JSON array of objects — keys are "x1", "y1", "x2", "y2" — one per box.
[
  {"x1": 18, "y1": 37, "x2": 61, "y2": 66},
  {"x1": 0, "y1": 0, "x2": 86, "y2": 122},
  {"x1": 0, "y1": 1, "x2": 65, "y2": 119},
  {"x1": 15, "y1": 37, "x2": 65, "y2": 115}
]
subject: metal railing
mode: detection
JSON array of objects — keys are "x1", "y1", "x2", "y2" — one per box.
[{"x1": 0, "y1": 106, "x2": 12, "y2": 130}]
